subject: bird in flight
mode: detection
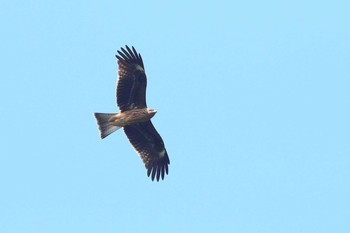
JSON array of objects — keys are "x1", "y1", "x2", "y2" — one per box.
[{"x1": 94, "y1": 45, "x2": 170, "y2": 181}]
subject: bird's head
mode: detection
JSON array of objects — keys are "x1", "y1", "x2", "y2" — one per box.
[{"x1": 147, "y1": 109, "x2": 157, "y2": 118}]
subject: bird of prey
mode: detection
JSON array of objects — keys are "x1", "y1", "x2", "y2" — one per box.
[{"x1": 94, "y1": 45, "x2": 170, "y2": 181}]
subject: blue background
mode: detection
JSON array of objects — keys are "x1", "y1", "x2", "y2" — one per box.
[{"x1": 1, "y1": 1, "x2": 349, "y2": 232}]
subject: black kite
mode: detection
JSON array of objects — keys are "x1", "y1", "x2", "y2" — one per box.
[{"x1": 94, "y1": 46, "x2": 170, "y2": 181}]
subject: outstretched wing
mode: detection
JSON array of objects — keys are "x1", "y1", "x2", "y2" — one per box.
[
  {"x1": 115, "y1": 46, "x2": 147, "y2": 112},
  {"x1": 124, "y1": 121, "x2": 170, "y2": 181}
]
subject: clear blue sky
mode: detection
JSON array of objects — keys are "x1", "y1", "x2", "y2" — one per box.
[{"x1": 1, "y1": 1, "x2": 349, "y2": 232}]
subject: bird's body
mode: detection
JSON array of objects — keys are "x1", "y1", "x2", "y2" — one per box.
[
  {"x1": 94, "y1": 45, "x2": 170, "y2": 181},
  {"x1": 107, "y1": 108, "x2": 157, "y2": 127}
]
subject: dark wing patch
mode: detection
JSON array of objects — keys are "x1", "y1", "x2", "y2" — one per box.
[
  {"x1": 116, "y1": 45, "x2": 147, "y2": 112},
  {"x1": 124, "y1": 121, "x2": 170, "y2": 181}
]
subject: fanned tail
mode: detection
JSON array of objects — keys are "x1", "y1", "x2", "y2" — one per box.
[{"x1": 94, "y1": 113, "x2": 121, "y2": 139}]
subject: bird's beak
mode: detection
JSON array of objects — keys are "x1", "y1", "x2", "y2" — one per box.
[{"x1": 148, "y1": 109, "x2": 157, "y2": 117}]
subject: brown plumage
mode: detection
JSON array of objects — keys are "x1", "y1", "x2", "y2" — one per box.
[{"x1": 94, "y1": 45, "x2": 170, "y2": 181}]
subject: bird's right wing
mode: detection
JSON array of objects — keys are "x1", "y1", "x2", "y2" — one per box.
[{"x1": 116, "y1": 46, "x2": 147, "y2": 112}]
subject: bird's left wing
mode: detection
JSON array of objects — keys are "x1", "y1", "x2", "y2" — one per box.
[{"x1": 123, "y1": 121, "x2": 170, "y2": 181}]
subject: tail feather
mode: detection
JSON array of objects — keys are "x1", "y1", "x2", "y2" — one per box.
[{"x1": 94, "y1": 113, "x2": 121, "y2": 139}]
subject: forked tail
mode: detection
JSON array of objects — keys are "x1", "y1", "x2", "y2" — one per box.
[{"x1": 94, "y1": 113, "x2": 121, "y2": 139}]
